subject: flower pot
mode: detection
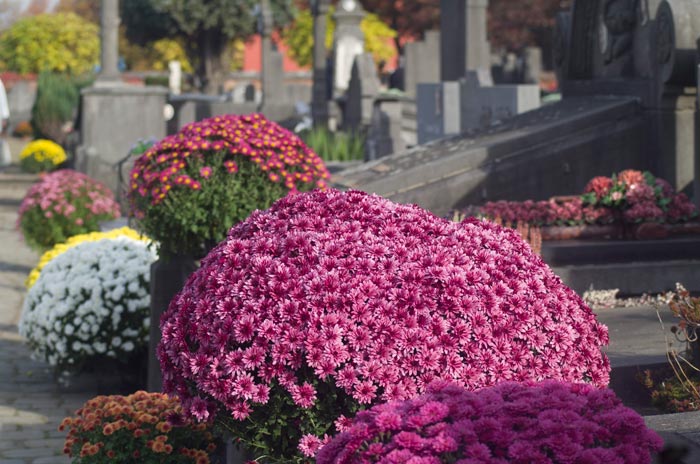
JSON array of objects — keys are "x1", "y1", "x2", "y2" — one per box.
[{"x1": 147, "y1": 254, "x2": 197, "y2": 392}]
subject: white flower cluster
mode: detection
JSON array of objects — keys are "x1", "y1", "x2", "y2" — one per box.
[{"x1": 19, "y1": 236, "x2": 157, "y2": 371}]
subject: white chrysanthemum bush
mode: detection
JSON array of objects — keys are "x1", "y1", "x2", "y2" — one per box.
[{"x1": 19, "y1": 236, "x2": 156, "y2": 373}]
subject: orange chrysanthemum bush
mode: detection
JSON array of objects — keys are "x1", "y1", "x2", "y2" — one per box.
[
  {"x1": 128, "y1": 113, "x2": 329, "y2": 257},
  {"x1": 60, "y1": 391, "x2": 216, "y2": 464}
]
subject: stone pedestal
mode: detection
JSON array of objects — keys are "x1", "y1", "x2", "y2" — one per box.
[
  {"x1": 147, "y1": 256, "x2": 197, "y2": 392},
  {"x1": 312, "y1": 0, "x2": 331, "y2": 127},
  {"x1": 78, "y1": 85, "x2": 167, "y2": 197},
  {"x1": 332, "y1": 3, "x2": 365, "y2": 97}
]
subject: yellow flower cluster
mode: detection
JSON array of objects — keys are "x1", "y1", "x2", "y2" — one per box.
[
  {"x1": 20, "y1": 139, "x2": 67, "y2": 166},
  {"x1": 26, "y1": 227, "x2": 149, "y2": 288}
]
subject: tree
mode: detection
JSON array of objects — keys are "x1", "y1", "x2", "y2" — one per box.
[
  {"x1": 121, "y1": 0, "x2": 295, "y2": 94},
  {"x1": 359, "y1": 0, "x2": 439, "y2": 54},
  {"x1": 488, "y1": 0, "x2": 569, "y2": 52},
  {"x1": 56, "y1": 0, "x2": 100, "y2": 23},
  {"x1": 282, "y1": 7, "x2": 397, "y2": 68},
  {"x1": 0, "y1": 13, "x2": 99, "y2": 75}
]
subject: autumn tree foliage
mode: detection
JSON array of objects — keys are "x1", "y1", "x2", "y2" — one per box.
[
  {"x1": 488, "y1": 0, "x2": 570, "y2": 52},
  {"x1": 359, "y1": 0, "x2": 568, "y2": 55}
]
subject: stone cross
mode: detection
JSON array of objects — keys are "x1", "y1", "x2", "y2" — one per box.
[
  {"x1": 440, "y1": 0, "x2": 490, "y2": 81},
  {"x1": 96, "y1": 0, "x2": 120, "y2": 84},
  {"x1": 260, "y1": 0, "x2": 276, "y2": 109},
  {"x1": 312, "y1": 0, "x2": 331, "y2": 127}
]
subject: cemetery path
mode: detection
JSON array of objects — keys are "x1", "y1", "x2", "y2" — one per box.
[{"x1": 0, "y1": 170, "x2": 90, "y2": 464}]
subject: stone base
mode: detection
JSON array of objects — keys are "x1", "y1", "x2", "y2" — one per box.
[{"x1": 551, "y1": 260, "x2": 700, "y2": 295}]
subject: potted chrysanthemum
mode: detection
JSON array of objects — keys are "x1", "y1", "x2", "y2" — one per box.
[{"x1": 159, "y1": 189, "x2": 610, "y2": 463}]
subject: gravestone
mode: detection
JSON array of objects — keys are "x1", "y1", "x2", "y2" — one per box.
[
  {"x1": 344, "y1": 53, "x2": 380, "y2": 131},
  {"x1": 403, "y1": 31, "x2": 441, "y2": 98},
  {"x1": 336, "y1": 0, "x2": 700, "y2": 215},
  {"x1": 440, "y1": 0, "x2": 490, "y2": 81},
  {"x1": 417, "y1": 0, "x2": 540, "y2": 144},
  {"x1": 416, "y1": 82, "x2": 461, "y2": 144},
  {"x1": 366, "y1": 95, "x2": 406, "y2": 160},
  {"x1": 523, "y1": 47, "x2": 543, "y2": 85},
  {"x1": 555, "y1": 0, "x2": 700, "y2": 194},
  {"x1": 332, "y1": 0, "x2": 365, "y2": 97}
]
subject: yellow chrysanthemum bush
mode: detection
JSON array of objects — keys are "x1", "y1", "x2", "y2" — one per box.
[
  {"x1": 19, "y1": 139, "x2": 67, "y2": 173},
  {"x1": 26, "y1": 227, "x2": 149, "y2": 289}
]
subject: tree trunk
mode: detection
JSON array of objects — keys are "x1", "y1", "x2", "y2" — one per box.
[{"x1": 195, "y1": 29, "x2": 231, "y2": 95}]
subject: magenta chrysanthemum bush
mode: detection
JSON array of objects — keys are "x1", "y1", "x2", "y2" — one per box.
[
  {"x1": 316, "y1": 380, "x2": 663, "y2": 464},
  {"x1": 17, "y1": 169, "x2": 121, "y2": 252},
  {"x1": 159, "y1": 189, "x2": 610, "y2": 462}
]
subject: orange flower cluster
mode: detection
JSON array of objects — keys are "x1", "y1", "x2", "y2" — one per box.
[{"x1": 60, "y1": 391, "x2": 215, "y2": 463}]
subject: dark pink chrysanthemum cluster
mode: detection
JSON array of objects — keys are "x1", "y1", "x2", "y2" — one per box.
[
  {"x1": 478, "y1": 170, "x2": 697, "y2": 226},
  {"x1": 316, "y1": 380, "x2": 663, "y2": 464},
  {"x1": 129, "y1": 113, "x2": 329, "y2": 210},
  {"x1": 480, "y1": 198, "x2": 615, "y2": 226},
  {"x1": 159, "y1": 189, "x2": 610, "y2": 458}
]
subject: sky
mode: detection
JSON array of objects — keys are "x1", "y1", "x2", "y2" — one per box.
[{"x1": 0, "y1": 0, "x2": 59, "y2": 29}]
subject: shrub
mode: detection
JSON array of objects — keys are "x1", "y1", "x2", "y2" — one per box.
[
  {"x1": 19, "y1": 139, "x2": 67, "y2": 173},
  {"x1": 19, "y1": 236, "x2": 155, "y2": 373},
  {"x1": 316, "y1": 380, "x2": 663, "y2": 464},
  {"x1": 127, "y1": 113, "x2": 329, "y2": 258},
  {"x1": 30, "y1": 72, "x2": 83, "y2": 146},
  {"x1": 0, "y1": 13, "x2": 99, "y2": 75},
  {"x1": 159, "y1": 189, "x2": 610, "y2": 463},
  {"x1": 17, "y1": 170, "x2": 120, "y2": 252},
  {"x1": 25, "y1": 226, "x2": 149, "y2": 289},
  {"x1": 60, "y1": 391, "x2": 216, "y2": 463}
]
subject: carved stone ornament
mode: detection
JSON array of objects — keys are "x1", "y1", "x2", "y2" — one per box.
[
  {"x1": 602, "y1": 0, "x2": 638, "y2": 64},
  {"x1": 655, "y1": 3, "x2": 674, "y2": 65}
]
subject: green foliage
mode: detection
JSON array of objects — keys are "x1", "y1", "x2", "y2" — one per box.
[
  {"x1": 30, "y1": 72, "x2": 85, "y2": 146},
  {"x1": 218, "y1": 376, "x2": 364, "y2": 463},
  {"x1": 300, "y1": 128, "x2": 365, "y2": 162},
  {"x1": 0, "y1": 13, "x2": 98, "y2": 75},
  {"x1": 283, "y1": 8, "x2": 397, "y2": 68},
  {"x1": 133, "y1": 155, "x2": 293, "y2": 258}
]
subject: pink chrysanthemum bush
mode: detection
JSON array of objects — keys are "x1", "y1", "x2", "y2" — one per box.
[
  {"x1": 17, "y1": 169, "x2": 121, "y2": 252},
  {"x1": 127, "y1": 113, "x2": 329, "y2": 257},
  {"x1": 159, "y1": 189, "x2": 610, "y2": 463},
  {"x1": 316, "y1": 380, "x2": 664, "y2": 464},
  {"x1": 477, "y1": 169, "x2": 697, "y2": 227}
]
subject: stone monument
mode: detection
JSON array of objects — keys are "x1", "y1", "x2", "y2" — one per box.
[
  {"x1": 259, "y1": 0, "x2": 285, "y2": 115},
  {"x1": 312, "y1": 0, "x2": 331, "y2": 127},
  {"x1": 78, "y1": 0, "x2": 167, "y2": 196},
  {"x1": 555, "y1": 0, "x2": 700, "y2": 194},
  {"x1": 416, "y1": 0, "x2": 540, "y2": 144},
  {"x1": 332, "y1": 0, "x2": 366, "y2": 97}
]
